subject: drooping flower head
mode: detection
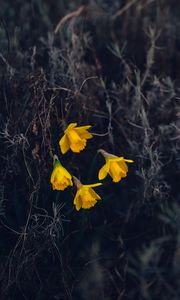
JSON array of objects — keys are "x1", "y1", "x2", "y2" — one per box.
[
  {"x1": 73, "y1": 176, "x2": 102, "y2": 211},
  {"x1": 59, "y1": 123, "x2": 93, "y2": 154},
  {"x1": 50, "y1": 156, "x2": 73, "y2": 190},
  {"x1": 98, "y1": 149, "x2": 133, "y2": 183}
]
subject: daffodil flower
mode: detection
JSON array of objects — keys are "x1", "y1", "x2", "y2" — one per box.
[
  {"x1": 73, "y1": 177, "x2": 102, "y2": 211},
  {"x1": 50, "y1": 158, "x2": 73, "y2": 190},
  {"x1": 59, "y1": 123, "x2": 93, "y2": 154},
  {"x1": 98, "y1": 149, "x2": 133, "y2": 183}
]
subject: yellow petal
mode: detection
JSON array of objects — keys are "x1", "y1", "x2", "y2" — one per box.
[
  {"x1": 65, "y1": 128, "x2": 87, "y2": 153},
  {"x1": 50, "y1": 168, "x2": 56, "y2": 184},
  {"x1": 110, "y1": 173, "x2": 121, "y2": 183},
  {"x1": 109, "y1": 162, "x2": 123, "y2": 182},
  {"x1": 61, "y1": 167, "x2": 73, "y2": 181},
  {"x1": 85, "y1": 183, "x2": 102, "y2": 188},
  {"x1": 74, "y1": 185, "x2": 101, "y2": 210},
  {"x1": 59, "y1": 134, "x2": 70, "y2": 154},
  {"x1": 70, "y1": 139, "x2": 86, "y2": 152},
  {"x1": 74, "y1": 190, "x2": 82, "y2": 211},
  {"x1": 75, "y1": 125, "x2": 92, "y2": 130},
  {"x1": 75, "y1": 128, "x2": 93, "y2": 139},
  {"x1": 67, "y1": 129, "x2": 81, "y2": 143},
  {"x1": 108, "y1": 156, "x2": 133, "y2": 164},
  {"x1": 65, "y1": 123, "x2": 77, "y2": 133},
  {"x1": 81, "y1": 189, "x2": 97, "y2": 209},
  {"x1": 75, "y1": 125, "x2": 93, "y2": 139},
  {"x1": 98, "y1": 162, "x2": 109, "y2": 180},
  {"x1": 109, "y1": 157, "x2": 124, "y2": 162},
  {"x1": 50, "y1": 167, "x2": 62, "y2": 184},
  {"x1": 50, "y1": 162, "x2": 72, "y2": 190},
  {"x1": 89, "y1": 188, "x2": 101, "y2": 200},
  {"x1": 124, "y1": 159, "x2": 134, "y2": 163},
  {"x1": 82, "y1": 199, "x2": 97, "y2": 209},
  {"x1": 118, "y1": 160, "x2": 128, "y2": 173},
  {"x1": 63, "y1": 124, "x2": 93, "y2": 153},
  {"x1": 53, "y1": 179, "x2": 69, "y2": 191}
]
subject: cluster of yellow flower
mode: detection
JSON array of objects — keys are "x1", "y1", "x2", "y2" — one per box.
[{"x1": 50, "y1": 123, "x2": 133, "y2": 211}]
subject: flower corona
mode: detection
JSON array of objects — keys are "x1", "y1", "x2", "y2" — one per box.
[
  {"x1": 59, "y1": 123, "x2": 93, "y2": 154},
  {"x1": 50, "y1": 158, "x2": 73, "y2": 191},
  {"x1": 98, "y1": 149, "x2": 133, "y2": 183},
  {"x1": 73, "y1": 177, "x2": 102, "y2": 211}
]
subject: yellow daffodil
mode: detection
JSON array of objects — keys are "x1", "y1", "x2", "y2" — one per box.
[
  {"x1": 98, "y1": 149, "x2": 133, "y2": 183},
  {"x1": 50, "y1": 157, "x2": 73, "y2": 191},
  {"x1": 73, "y1": 177, "x2": 102, "y2": 211},
  {"x1": 59, "y1": 123, "x2": 93, "y2": 154}
]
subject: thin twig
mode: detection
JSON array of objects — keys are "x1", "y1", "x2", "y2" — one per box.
[
  {"x1": 79, "y1": 76, "x2": 98, "y2": 92},
  {"x1": 112, "y1": 0, "x2": 139, "y2": 21},
  {"x1": 54, "y1": 5, "x2": 86, "y2": 34}
]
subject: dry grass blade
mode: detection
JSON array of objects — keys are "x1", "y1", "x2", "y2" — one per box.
[
  {"x1": 54, "y1": 5, "x2": 86, "y2": 34},
  {"x1": 112, "y1": 0, "x2": 139, "y2": 21}
]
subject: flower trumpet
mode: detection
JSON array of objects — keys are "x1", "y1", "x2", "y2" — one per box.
[
  {"x1": 73, "y1": 176, "x2": 102, "y2": 211},
  {"x1": 98, "y1": 149, "x2": 133, "y2": 183},
  {"x1": 59, "y1": 123, "x2": 93, "y2": 154},
  {"x1": 50, "y1": 156, "x2": 73, "y2": 190}
]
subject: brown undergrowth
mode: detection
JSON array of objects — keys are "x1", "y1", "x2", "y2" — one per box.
[{"x1": 0, "y1": 1, "x2": 180, "y2": 299}]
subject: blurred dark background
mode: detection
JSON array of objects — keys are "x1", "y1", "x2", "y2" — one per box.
[{"x1": 0, "y1": 1, "x2": 180, "y2": 299}]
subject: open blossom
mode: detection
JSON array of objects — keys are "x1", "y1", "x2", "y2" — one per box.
[
  {"x1": 50, "y1": 158, "x2": 73, "y2": 191},
  {"x1": 59, "y1": 123, "x2": 93, "y2": 154},
  {"x1": 73, "y1": 177, "x2": 102, "y2": 211},
  {"x1": 98, "y1": 149, "x2": 133, "y2": 183}
]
